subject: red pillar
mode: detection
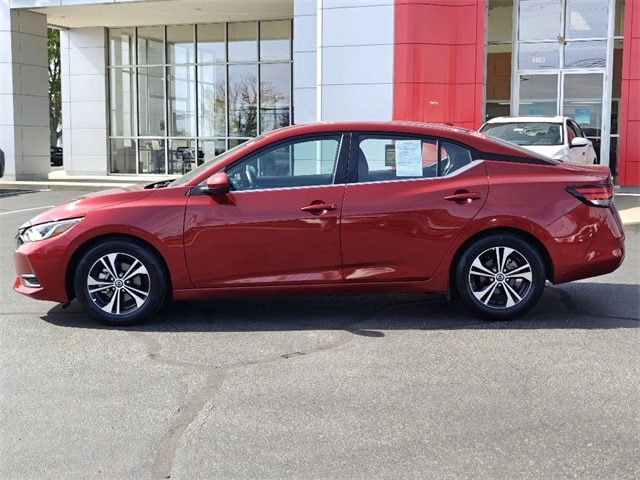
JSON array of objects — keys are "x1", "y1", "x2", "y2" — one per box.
[
  {"x1": 393, "y1": 0, "x2": 485, "y2": 130},
  {"x1": 618, "y1": 0, "x2": 640, "y2": 187}
]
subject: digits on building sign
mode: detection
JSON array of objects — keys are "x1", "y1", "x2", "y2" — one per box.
[{"x1": 532, "y1": 56, "x2": 546, "y2": 64}]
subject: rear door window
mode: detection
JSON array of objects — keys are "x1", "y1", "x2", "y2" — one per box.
[{"x1": 354, "y1": 135, "x2": 472, "y2": 183}]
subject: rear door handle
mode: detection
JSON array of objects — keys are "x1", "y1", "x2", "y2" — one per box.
[
  {"x1": 444, "y1": 191, "x2": 482, "y2": 204},
  {"x1": 301, "y1": 202, "x2": 338, "y2": 215}
]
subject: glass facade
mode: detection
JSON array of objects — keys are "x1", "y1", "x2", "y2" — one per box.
[
  {"x1": 108, "y1": 20, "x2": 292, "y2": 175},
  {"x1": 485, "y1": 0, "x2": 625, "y2": 172}
]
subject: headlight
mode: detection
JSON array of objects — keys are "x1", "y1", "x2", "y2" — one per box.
[{"x1": 17, "y1": 218, "x2": 82, "y2": 244}]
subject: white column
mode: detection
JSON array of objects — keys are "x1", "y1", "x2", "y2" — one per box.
[
  {"x1": 293, "y1": 0, "x2": 319, "y2": 123},
  {"x1": 293, "y1": 0, "x2": 395, "y2": 124},
  {"x1": 61, "y1": 27, "x2": 108, "y2": 176},
  {"x1": 0, "y1": 6, "x2": 49, "y2": 181}
]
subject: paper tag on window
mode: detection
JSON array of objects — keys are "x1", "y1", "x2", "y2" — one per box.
[{"x1": 395, "y1": 140, "x2": 422, "y2": 177}]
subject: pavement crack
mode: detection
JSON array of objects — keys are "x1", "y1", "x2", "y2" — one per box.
[
  {"x1": 151, "y1": 368, "x2": 227, "y2": 479},
  {"x1": 127, "y1": 326, "x2": 358, "y2": 479}
]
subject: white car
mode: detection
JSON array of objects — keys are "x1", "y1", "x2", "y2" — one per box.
[{"x1": 479, "y1": 116, "x2": 598, "y2": 165}]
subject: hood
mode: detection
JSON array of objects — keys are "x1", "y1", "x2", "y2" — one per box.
[{"x1": 22, "y1": 182, "x2": 155, "y2": 227}]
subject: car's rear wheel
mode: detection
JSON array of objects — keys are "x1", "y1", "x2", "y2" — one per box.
[
  {"x1": 454, "y1": 234, "x2": 546, "y2": 320},
  {"x1": 74, "y1": 239, "x2": 167, "y2": 326}
]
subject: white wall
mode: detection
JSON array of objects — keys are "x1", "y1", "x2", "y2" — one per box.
[
  {"x1": 0, "y1": 6, "x2": 49, "y2": 180},
  {"x1": 61, "y1": 27, "x2": 108, "y2": 175},
  {"x1": 293, "y1": 0, "x2": 318, "y2": 123},
  {"x1": 293, "y1": 0, "x2": 394, "y2": 124}
]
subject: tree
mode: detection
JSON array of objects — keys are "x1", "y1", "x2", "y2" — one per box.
[{"x1": 48, "y1": 28, "x2": 61, "y2": 147}]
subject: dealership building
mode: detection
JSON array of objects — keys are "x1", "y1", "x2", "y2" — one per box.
[{"x1": 1, "y1": 0, "x2": 638, "y2": 186}]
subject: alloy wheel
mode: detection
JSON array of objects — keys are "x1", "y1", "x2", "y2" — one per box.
[
  {"x1": 86, "y1": 252, "x2": 151, "y2": 316},
  {"x1": 467, "y1": 246, "x2": 533, "y2": 309}
]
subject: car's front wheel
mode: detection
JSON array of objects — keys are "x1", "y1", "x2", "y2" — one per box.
[
  {"x1": 74, "y1": 239, "x2": 167, "y2": 326},
  {"x1": 454, "y1": 234, "x2": 546, "y2": 320}
]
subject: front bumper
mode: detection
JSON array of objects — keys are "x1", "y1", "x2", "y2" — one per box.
[{"x1": 14, "y1": 238, "x2": 73, "y2": 303}]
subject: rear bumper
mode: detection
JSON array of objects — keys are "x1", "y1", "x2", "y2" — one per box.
[{"x1": 547, "y1": 204, "x2": 625, "y2": 284}]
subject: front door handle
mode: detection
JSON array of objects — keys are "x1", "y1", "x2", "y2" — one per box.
[
  {"x1": 301, "y1": 202, "x2": 338, "y2": 215},
  {"x1": 444, "y1": 191, "x2": 482, "y2": 204}
]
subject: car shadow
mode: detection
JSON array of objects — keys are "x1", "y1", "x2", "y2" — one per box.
[{"x1": 41, "y1": 282, "x2": 640, "y2": 334}]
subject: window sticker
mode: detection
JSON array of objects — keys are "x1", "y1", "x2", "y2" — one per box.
[
  {"x1": 395, "y1": 140, "x2": 422, "y2": 177},
  {"x1": 385, "y1": 144, "x2": 396, "y2": 166}
]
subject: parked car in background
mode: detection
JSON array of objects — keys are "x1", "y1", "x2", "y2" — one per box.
[
  {"x1": 50, "y1": 146, "x2": 63, "y2": 166},
  {"x1": 14, "y1": 121, "x2": 624, "y2": 326},
  {"x1": 479, "y1": 116, "x2": 598, "y2": 165},
  {"x1": 0, "y1": 148, "x2": 4, "y2": 178}
]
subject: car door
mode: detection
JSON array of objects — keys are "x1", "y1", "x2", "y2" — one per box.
[
  {"x1": 183, "y1": 134, "x2": 347, "y2": 288},
  {"x1": 341, "y1": 133, "x2": 489, "y2": 282},
  {"x1": 566, "y1": 119, "x2": 595, "y2": 164}
]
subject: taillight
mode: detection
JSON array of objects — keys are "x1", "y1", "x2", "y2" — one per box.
[{"x1": 566, "y1": 184, "x2": 613, "y2": 207}]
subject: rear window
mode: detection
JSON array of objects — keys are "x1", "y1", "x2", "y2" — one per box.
[{"x1": 480, "y1": 122, "x2": 563, "y2": 147}]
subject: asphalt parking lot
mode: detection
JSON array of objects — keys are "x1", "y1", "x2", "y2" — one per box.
[{"x1": 1, "y1": 188, "x2": 638, "y2": 479}]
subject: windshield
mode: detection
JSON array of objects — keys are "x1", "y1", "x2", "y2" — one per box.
[
  {"x1": 480, "y1": 122, "x2": 564, "y2": 147},
  {"x1": 169, "y1": 137, "x2": 262, "y2": 187}
]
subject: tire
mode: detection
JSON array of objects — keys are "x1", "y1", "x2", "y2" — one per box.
[
  {"x1": 454, "y1": 234, "x2": 546, "y2": 320},
  {"x1": 74, "y1": 239, "x2": 167, "y2": 326}
]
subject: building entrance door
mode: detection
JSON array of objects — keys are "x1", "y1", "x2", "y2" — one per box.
[{"x1": 513, "y1": 0, "x2": 615, "y2": 166}]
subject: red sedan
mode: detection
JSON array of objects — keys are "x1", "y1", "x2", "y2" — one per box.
[{"x1": 14, "y1": 122, "x2": 625, "y2": 325}]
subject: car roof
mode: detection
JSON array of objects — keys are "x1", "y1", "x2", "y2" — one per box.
[{"x1": 482, "y1": 116, "x2": 567, "y2": 124}]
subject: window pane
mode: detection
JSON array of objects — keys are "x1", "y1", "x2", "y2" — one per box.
[
  {"x1": 518, "y1": 42, "x2": 560, "y2": 69},
  {"x1": 110, "y1": 138, "x2": 137, "y2": 174},
  {"x1": 563, "y1": 73, "x2": 603, "y2": 131},
  {"x1": 518, "y1": 74, "x2": 558, "y2": 116},
  {"x1": 109, "y1": 28, "x2": 134, "y2": 66},
  {"x1": 260, "y1": 63, "x2": 291, "y2": 133},
  {"x1": 566, "y1": 0, "x2": 609, "y2": 39},
  {"x1": 358, "y1": 137, "x2": 443, "y2": 182},
  {"x1": 614, "y1": 0, "x2": 625, "y2": 37},
  {"x1": 167, "y1": 25, "x2": 194, "y2": 64},
  {"x1": 228, "y1": 138, "x2": 251, "y2": 149},
  {"x1": 564, "y1": 40, "x2": 606, "y2": 68},
  {"x1": 168, "y1": 138, "x2": 197, "y2": 174},
  {"x1": 260, "y1": 20, "x2": 290, "y2": 61},
  {"x1": 199, "y1": 139, "x2": 227, "y2": 163},
  {"x1": 197, "y1": 23, "x2": 225, "y2": 63},
  {"x1": 441, "y1": 142, "x2": 472, "y2": 176},
  {"x1": 138, "y1": 66, "x2": 165, "y2": 136},
  {"x1": 226, "y1": 136, "x2": 340, "y2": 191},
  {"x1": 519, "y1": 0, "x2": 561, "y2": 40},
  {"x1": 139, "y1": 139, "x2": 165, "y2": 174},
  {"x1": 480, "y1": 121, "x2": 564, "y2": 146},
  {"x1": 109, "y1": 67, "x2": 136, "y2": 136},
  {"x1": 228, "y1": 64, "x2": 257, "y2": 137},
  {"x1": 198, "y1": 65, "x2": 226, "y2": 137},
  {"x1": 168, "y1": 65, "x2": 196, "y2": 137},
  {"x1": 228, "y1": 22, "x2": 257, "y2": 62},
  {"x1": 292, "y1": 138, "x2": 339, "y2": 176},
  {"x1": 488, "y1": 0, "x2": 513, "y2": 43},
  {"x1": 137, "y1": 26, "x2": 164, "y2": 65},
  {"x1": 486, "y1": 44, "x2": 512, "y2": 101}
]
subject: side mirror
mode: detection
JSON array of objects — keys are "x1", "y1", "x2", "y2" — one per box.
[
  {"x1": 570, "y1": 137, "x2": 590, "y2": 148},
  {"x1": 206, "y1": 172, "x2": 231, "y2": 195}
]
